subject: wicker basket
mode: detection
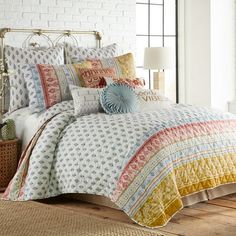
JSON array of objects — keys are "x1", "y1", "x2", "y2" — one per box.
[{"x1": 0, "y1": 139, "x2": 20, "y2": 191}]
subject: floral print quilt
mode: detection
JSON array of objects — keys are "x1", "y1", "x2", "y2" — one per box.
[{"x1": 3, "y1": 101, "x2": 236, "y2": 228}]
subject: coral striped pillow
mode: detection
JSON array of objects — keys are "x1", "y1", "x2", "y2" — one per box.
[
  {"x1": 22, "y1": 62, "x2": 92, "y2": 113},
  {"x1": 78, "y1": 68, "x2": 116, "y2": 88},
  {"x1": 105, "y1": 77, "x2": 145, "y2": 88}
]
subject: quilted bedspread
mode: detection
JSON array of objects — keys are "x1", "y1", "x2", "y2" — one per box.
[{"x1": 3, "y1": 101, "x2": 236, "y2": 228}]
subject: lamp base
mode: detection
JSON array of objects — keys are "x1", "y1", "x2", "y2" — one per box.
[{"x1": 153, "y1": 71, "x2": 165, "y2": 95}]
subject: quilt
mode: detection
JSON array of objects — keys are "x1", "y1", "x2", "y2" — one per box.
[{"x1": 3, "y1": 101, "x2": 236, "y2": 228}]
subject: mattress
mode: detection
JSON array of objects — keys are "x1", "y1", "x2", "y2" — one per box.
[{"x1": 4, "y1": 108, "x2": 41, "y2": 151}]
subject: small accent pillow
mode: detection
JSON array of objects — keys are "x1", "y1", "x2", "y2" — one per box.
[
  {"x1": 100, "y1": 83, "x2": 139, "y2": 114},
  {"x1": 105, "y1": 77, "x2": 145, "y2": 88},
  {"x1": 65, "y1": 43, "x2": 117, "y2": 63},
  {"x1": 70, "y1": 85, "x2": 103, "y2": 116},
  {"x1": 4, "y1": 45, "x2": 64, "y2": 113},
  {"x1": 135, "y1": 89, "x2": 173, "y2": 111},
  {"x1": 22, "y1": 62, "x2": 92, "y2": 113},
  {"x1": 78, "y1": 68, "x2": 116, "y2": 88},
  {"x1": 88, "y1": 53, "x2": 136, "y2": 79}
]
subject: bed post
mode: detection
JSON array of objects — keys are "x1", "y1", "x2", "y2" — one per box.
[
  {"x1": 0, "y1": 28, "x2": 12, "y2": 119},
  {"x1": 0, "y1": 28, "x2": 8, "y2": 119},
  {"x1": 95, "y1": 31, "x2": 102, "y2": 48}
]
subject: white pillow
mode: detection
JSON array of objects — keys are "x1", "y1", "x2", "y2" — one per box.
[
  {"x1": 70, "y1": 85, "x2": 103, "y2": 116},
  {"x1": 135, "y1": 89, "x2": 173, "y2": 111},
  {"x1": 65, "y1": 43, "x2": 117, "y2": 63},
  {"x1": 4, "y1": 45, "x2": 64, "y2": 113}
]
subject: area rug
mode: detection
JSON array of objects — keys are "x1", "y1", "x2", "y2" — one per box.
[{"x1": 0, "y1": 200, "x2": 163, "y2": 236}]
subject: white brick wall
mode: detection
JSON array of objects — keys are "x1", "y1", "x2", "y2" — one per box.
[{"x1": 0, "y1": 0, "x2": 136, "y2": 54}]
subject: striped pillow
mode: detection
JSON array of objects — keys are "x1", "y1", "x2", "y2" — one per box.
[
  {"x1": 105, "y1": 77, "x2": 145, "y2": 88},
  {"x1": 78, "y1": 68, "x2": 116, "y2": 88},
  {"x1": 88, "y1": 53, "x2": 136, "y2": 79},
  {"x1": 22, "y1": 62, "x2": 92, "y2": 113}
]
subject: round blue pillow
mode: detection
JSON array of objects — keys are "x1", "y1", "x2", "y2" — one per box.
[{"x1": 100, "y1": 83, "x2": 140, "y2": 114}]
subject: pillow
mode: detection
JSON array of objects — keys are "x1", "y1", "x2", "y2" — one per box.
[
  {"x1": 22, "y1": 62, "x2": 91, "y2": 113},
  {"x1": 65, "y1": 43, "x2": 117, "y2": 63},
  {"x1": 100, "y1": 83, "x2": 139, "y2": 114},
  {"x1": 135, "y1": 89, "x2": 173, "y2": 111},
  {"x1": 4, "y1": 45, "x2": 64, "y2": 113},
  {"x1": 105, "y1": 77, "x2": 145, "y2": 88},
  {"x1": 88, "y1": 53, "x2": 136, "y2": 79},
  {"x1": 70, "y1": 85, "x2": 103, "y2": 116},
  {"x1": 79, "y1": 68, "x2": 116, "y2": 88},
  {"x1": 66, "y1": 61, "x2": 93, "y2": 85}
]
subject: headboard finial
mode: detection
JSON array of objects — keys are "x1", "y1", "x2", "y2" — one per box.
[
  {"x1": 33, "y1": 29, "x2": 43, "y2": 36},
  {"x1": 64, "y1": 30, "x2": 71, "y2": 37},
  {"x1": 95, "y1": 31, "x2": 102, "y2": 41},
  {"x1": 0, "y1": 28, "x2": 11, "y2": 38}
]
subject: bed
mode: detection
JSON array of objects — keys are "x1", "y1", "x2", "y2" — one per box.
[
  {"x1": 1, "y1": 28, "x2": 236, "y2": 228},
  {"x1": 6, "y1": 105, "x2": 236, "y2": 212}
]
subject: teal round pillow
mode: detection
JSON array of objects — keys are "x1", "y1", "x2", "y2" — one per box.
[{"x1": 100, "y1": 83, "x2": 140, "y2": 114}]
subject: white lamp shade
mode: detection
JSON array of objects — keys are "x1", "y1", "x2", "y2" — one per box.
[{"x1": 143, "y1": 47, "x2": 174, "y2": 70}]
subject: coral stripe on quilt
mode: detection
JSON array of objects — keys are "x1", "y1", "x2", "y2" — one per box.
[{"x1": 112, "y1": 119, "x2": 236, "y2": 227}]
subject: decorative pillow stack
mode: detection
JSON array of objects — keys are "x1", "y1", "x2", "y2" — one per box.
[
  {"x1": 70, "y1": 85, "x2": 103, "y2": 116},
  {"x1": 4, "y1": 45, "x2": 64, "y2": 112},
  {"x1": 6, "y1": 42, "x2": 171, "y2": 116},
  {"x1": 76, "y1": 53, "x2": 137, "y2": 89},
  {"x1": 69, "y1": 85, "x2": 173, "y2": 117},
  {"x1": 65, "y1": 43, "x2": 117, "y2": 63},
  {"x1": 22, "y1": 62, "x2": 92, "y2": 113},
  {"x1": 135, "y1": 89, "x2": 173, "y2": 111}
]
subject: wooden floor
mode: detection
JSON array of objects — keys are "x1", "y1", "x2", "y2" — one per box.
[{"x1": 39, "y1": 193, "x2": 236, "y2": 236}]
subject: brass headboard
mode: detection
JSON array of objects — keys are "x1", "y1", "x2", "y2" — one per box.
[{"x1": 0, "y1": 28, "x2": 102, "y2": 115}]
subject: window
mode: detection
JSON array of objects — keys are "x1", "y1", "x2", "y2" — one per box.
[{"x1": 136, "y1": 0, "x2": 178, "y2": 102}]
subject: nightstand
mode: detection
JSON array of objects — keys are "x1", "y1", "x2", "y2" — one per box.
[{"x1": 0, "y1": 139, "x2": 20, "y2": 192}]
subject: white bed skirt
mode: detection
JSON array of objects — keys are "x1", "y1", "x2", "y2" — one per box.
[{"x1": 67, "y1": 183, "x2": 236, "y2": 210}]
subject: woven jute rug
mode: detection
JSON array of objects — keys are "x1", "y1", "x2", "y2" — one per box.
[{"x1": 0, "y1": 200, "x2": 163, "y2": 236}]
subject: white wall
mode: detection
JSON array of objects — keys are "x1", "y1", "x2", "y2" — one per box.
[
  {"x1": 179, "y1": 0, "x2": 235, "y2": 111},
  {"x1": 211, "y1": 0, "x2": 235, "y2": 111},
  {"x1": 0, "y1": 0, "x2": 136, "y2": 54},
  {"x1": 182, "y1": 0, "x2": 212, "y2": 107}
]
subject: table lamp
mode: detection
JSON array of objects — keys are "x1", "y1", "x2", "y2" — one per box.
[{"x1": 144, "y1": 47, "x2": 173, "y2": 95}]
